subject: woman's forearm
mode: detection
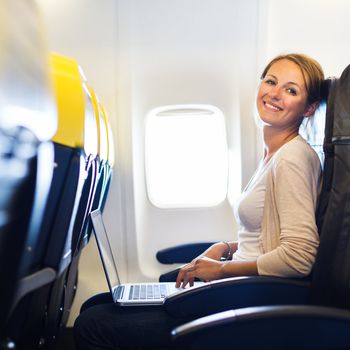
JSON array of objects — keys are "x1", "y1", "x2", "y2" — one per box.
[{"x1": 221, "y1": 259, "x2": 258, "y2": 278}]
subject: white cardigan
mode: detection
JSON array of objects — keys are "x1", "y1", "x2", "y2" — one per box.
[{"x1": 257, "y1": 135, "x2": 321, "y2": 278}]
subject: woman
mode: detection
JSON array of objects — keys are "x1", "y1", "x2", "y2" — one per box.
[
  {"x1": 176, "y1": 53, "x2": 323, "y2": 288},
  {"x1": 74, "y1": 53, "x2": 324, "y2": 349}
]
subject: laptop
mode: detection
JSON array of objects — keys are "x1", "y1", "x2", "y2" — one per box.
[{"x1": 90, "y1": 209, "x2": 205, "y2": 306}]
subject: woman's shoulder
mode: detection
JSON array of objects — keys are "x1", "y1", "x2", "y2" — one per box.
[{"x1": 273, "y1": 135, "x2": 320, "y2": 168}]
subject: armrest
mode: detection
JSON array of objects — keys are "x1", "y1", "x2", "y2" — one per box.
[
  {"x1": 159, "y1": 267, "x2": 181, "y2": 282},
  {"x1": 172, "y1": 305, "x2": 350, "y2": 349},
  {"x1": 156, "y1": 242, "x2": 217, "y2": 264},
  {"x1": 164, "y1": 276, "x2": 311, "y2": 318},
  {"x1": 159, "y1": 266, "x2": 210, "y2": 282}
]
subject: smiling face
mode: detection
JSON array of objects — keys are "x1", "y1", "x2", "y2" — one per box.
[{"x1": 257, "y1": 59, "x2": 315, "y2": 133}]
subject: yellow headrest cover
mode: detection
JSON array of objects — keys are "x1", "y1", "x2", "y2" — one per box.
[{"x1": 50, "y1": 52, "x2": 85, "y2": 148}]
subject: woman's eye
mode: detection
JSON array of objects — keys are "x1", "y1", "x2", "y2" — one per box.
[
  {"x1": 286, "y1": 87, "x2": 297, "y2": 95},
  {"x1": 265, "y1": 79, "x2": 276, "y2": 85}
]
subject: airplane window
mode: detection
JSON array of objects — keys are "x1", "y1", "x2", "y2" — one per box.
[{"x1": 145, "y1": 105, "x2": 228, "y2": 208}]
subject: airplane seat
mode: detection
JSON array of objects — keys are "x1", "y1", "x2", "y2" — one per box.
[
  {"x1": 68, "y1": 100, "x2": 115, "y2": 321},
  {"x1": 0, "y1": 129, "x2": 57, "y2": 350},
  {"x1": 69, "y1": 83, "x2": 100, "y2": 255},
  {"x1": 4, "y1": 136, "x2": 56, "y2": 350},
  {"x1": 0, "y1": 127, "x2": 43, "y2": 338},
  {"x1": 40, "y1": 56, "x2": 100, "y2": 347},
  {"x1": 2, "y1": 53, "x2": 97, "y2": 349},
  {"x1": 43, "y1": 53, "x2": 96, "y2": 276},
  {"x1": 75, "y1": 105, "x2": 115, "y2": 318},
  {"x1": 59, "y1": 88, "x2": 111, "y2": 330},
  {"x1": 157, "y1": 79, "x2": 331, "y2": 283},
  {"x1": 72, "y1": 101, "x2": 114, "y2": 310},
  {"x1": 170, "y1": 66, "x2": 350, "y2": 349},
  {"x1": 0, "y1": 2, "x2": 58, "y2": 348},
  {"x1": 75, "y1": 89, "x2": 109, "y2": 252}
]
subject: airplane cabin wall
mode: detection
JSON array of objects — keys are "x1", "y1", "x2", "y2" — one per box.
[
  {"x1": 118, "y1": 0, "x2": 261, "y2": 281},
  {"x1": 261, "y1": 0, "x2": 350, "y2": 78}
]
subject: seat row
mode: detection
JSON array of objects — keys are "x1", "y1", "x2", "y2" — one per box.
[{"x1": 0, "y1": 38, "x2": 114, "y2": 350}]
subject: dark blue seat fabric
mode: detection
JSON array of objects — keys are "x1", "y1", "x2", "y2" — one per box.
[
  {"x1": 157, "y1": 242, "x2": 218, "y2": 266},
  {"x1": 3, "y1": 140, "x2": 85, "y2": 350},
  {"x1": 172, "y1": 305, "x2": 350, "y2": 349},
  {"x1": 0, "y1": 125, "x2": 56, "y2": 350},
  {"x1": 0, "y1": 127, "x2": 41, "y2": 333},
  {"x1": 76, "y1": 158, "x2": 107, "y2": 251}
]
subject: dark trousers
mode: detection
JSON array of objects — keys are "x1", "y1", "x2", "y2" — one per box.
[{"x1": 73, "y1": 293, "x2": 191, "y2": 350}]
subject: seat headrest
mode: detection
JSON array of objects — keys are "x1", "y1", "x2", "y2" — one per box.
[
  {"x1": 320, "y1": 78, "x2": 334, "y2": 101},
  {"x1": 328, "y1": 64, "x2": 350, "y2": 142},
  {"x1": 50, "y1": 53, "x2": 85, "y2": 149}
]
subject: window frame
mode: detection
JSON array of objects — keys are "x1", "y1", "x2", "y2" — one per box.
[{"x1": 144, "y1": 104, "x2": 229, "y2": 209}]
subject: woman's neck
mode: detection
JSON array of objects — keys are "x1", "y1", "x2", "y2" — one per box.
[{"x1": 263, "y1": 127, "x2": 299, "y2": 161}]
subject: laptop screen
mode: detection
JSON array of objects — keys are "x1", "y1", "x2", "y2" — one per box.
[{"x1": 90, "y1": 209, "x2": 121, "y2": 292}]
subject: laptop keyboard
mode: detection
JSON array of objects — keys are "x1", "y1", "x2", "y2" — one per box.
[{"x1": 128, "y1": 284, "x2": 168, "y2": 300}]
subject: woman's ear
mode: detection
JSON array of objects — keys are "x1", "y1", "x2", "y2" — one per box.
[{"x1": 303, "y1": 101, "x2": 319, "y2": 118}]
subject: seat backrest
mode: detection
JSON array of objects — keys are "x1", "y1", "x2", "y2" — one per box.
[
  {"x1": 60, "y1": 87, "x2": 114, "y2": 330},
  {"x1": 79, "y1": 92, "x2": 111, "y2": 249},
  {"x1": 61, "y1": 98, "x2": 114, "y2": 331},
  {"x1": 300, "y1": 78, "x2": 334, "y2": 236},
  {"x1": 0, "y1": 2, "x2": 57, "y2": 342},
  {"x1": 29, "y1": 53, "x2": 88, "y2": 277},
  {"x1": 39, "y1": 55, "x2": 99, "y2": 346},
  {"x1": 0, "y1": 127, "x2": 39, "y2": 333},
  {"x1": 3, "y1": 54, "x2": 95, "y2": 349},
  {"x1": 71, "y1": 84, "x2": 101, "y2": 253},
  {"x1": 311, "y1": 65, "x2": 350, "y2": 308}
]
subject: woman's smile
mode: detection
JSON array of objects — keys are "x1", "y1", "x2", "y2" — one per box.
[{"x1": 263, "y1": 101, "x2": 283, "y2": 112}]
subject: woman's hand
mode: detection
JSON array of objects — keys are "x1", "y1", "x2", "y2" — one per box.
[
  {"x1": 175, "y1": 256, "x2": 259, "y2": 288},
  {"x1": 175, "y1": 256, "x2": 226, "y2": 288}
]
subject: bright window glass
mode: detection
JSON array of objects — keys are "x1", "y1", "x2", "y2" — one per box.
[{"x1": 145, "y1": 105, "x2": 228, "y2": 208}]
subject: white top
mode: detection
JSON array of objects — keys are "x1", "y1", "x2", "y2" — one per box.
[{"x1": 233, "y1": 159, "x2": 272, "y2": 260}]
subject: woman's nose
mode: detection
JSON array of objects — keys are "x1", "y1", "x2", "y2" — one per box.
[{"x1": 268, "y1": 86, "x2": 281, "y2": 100}]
